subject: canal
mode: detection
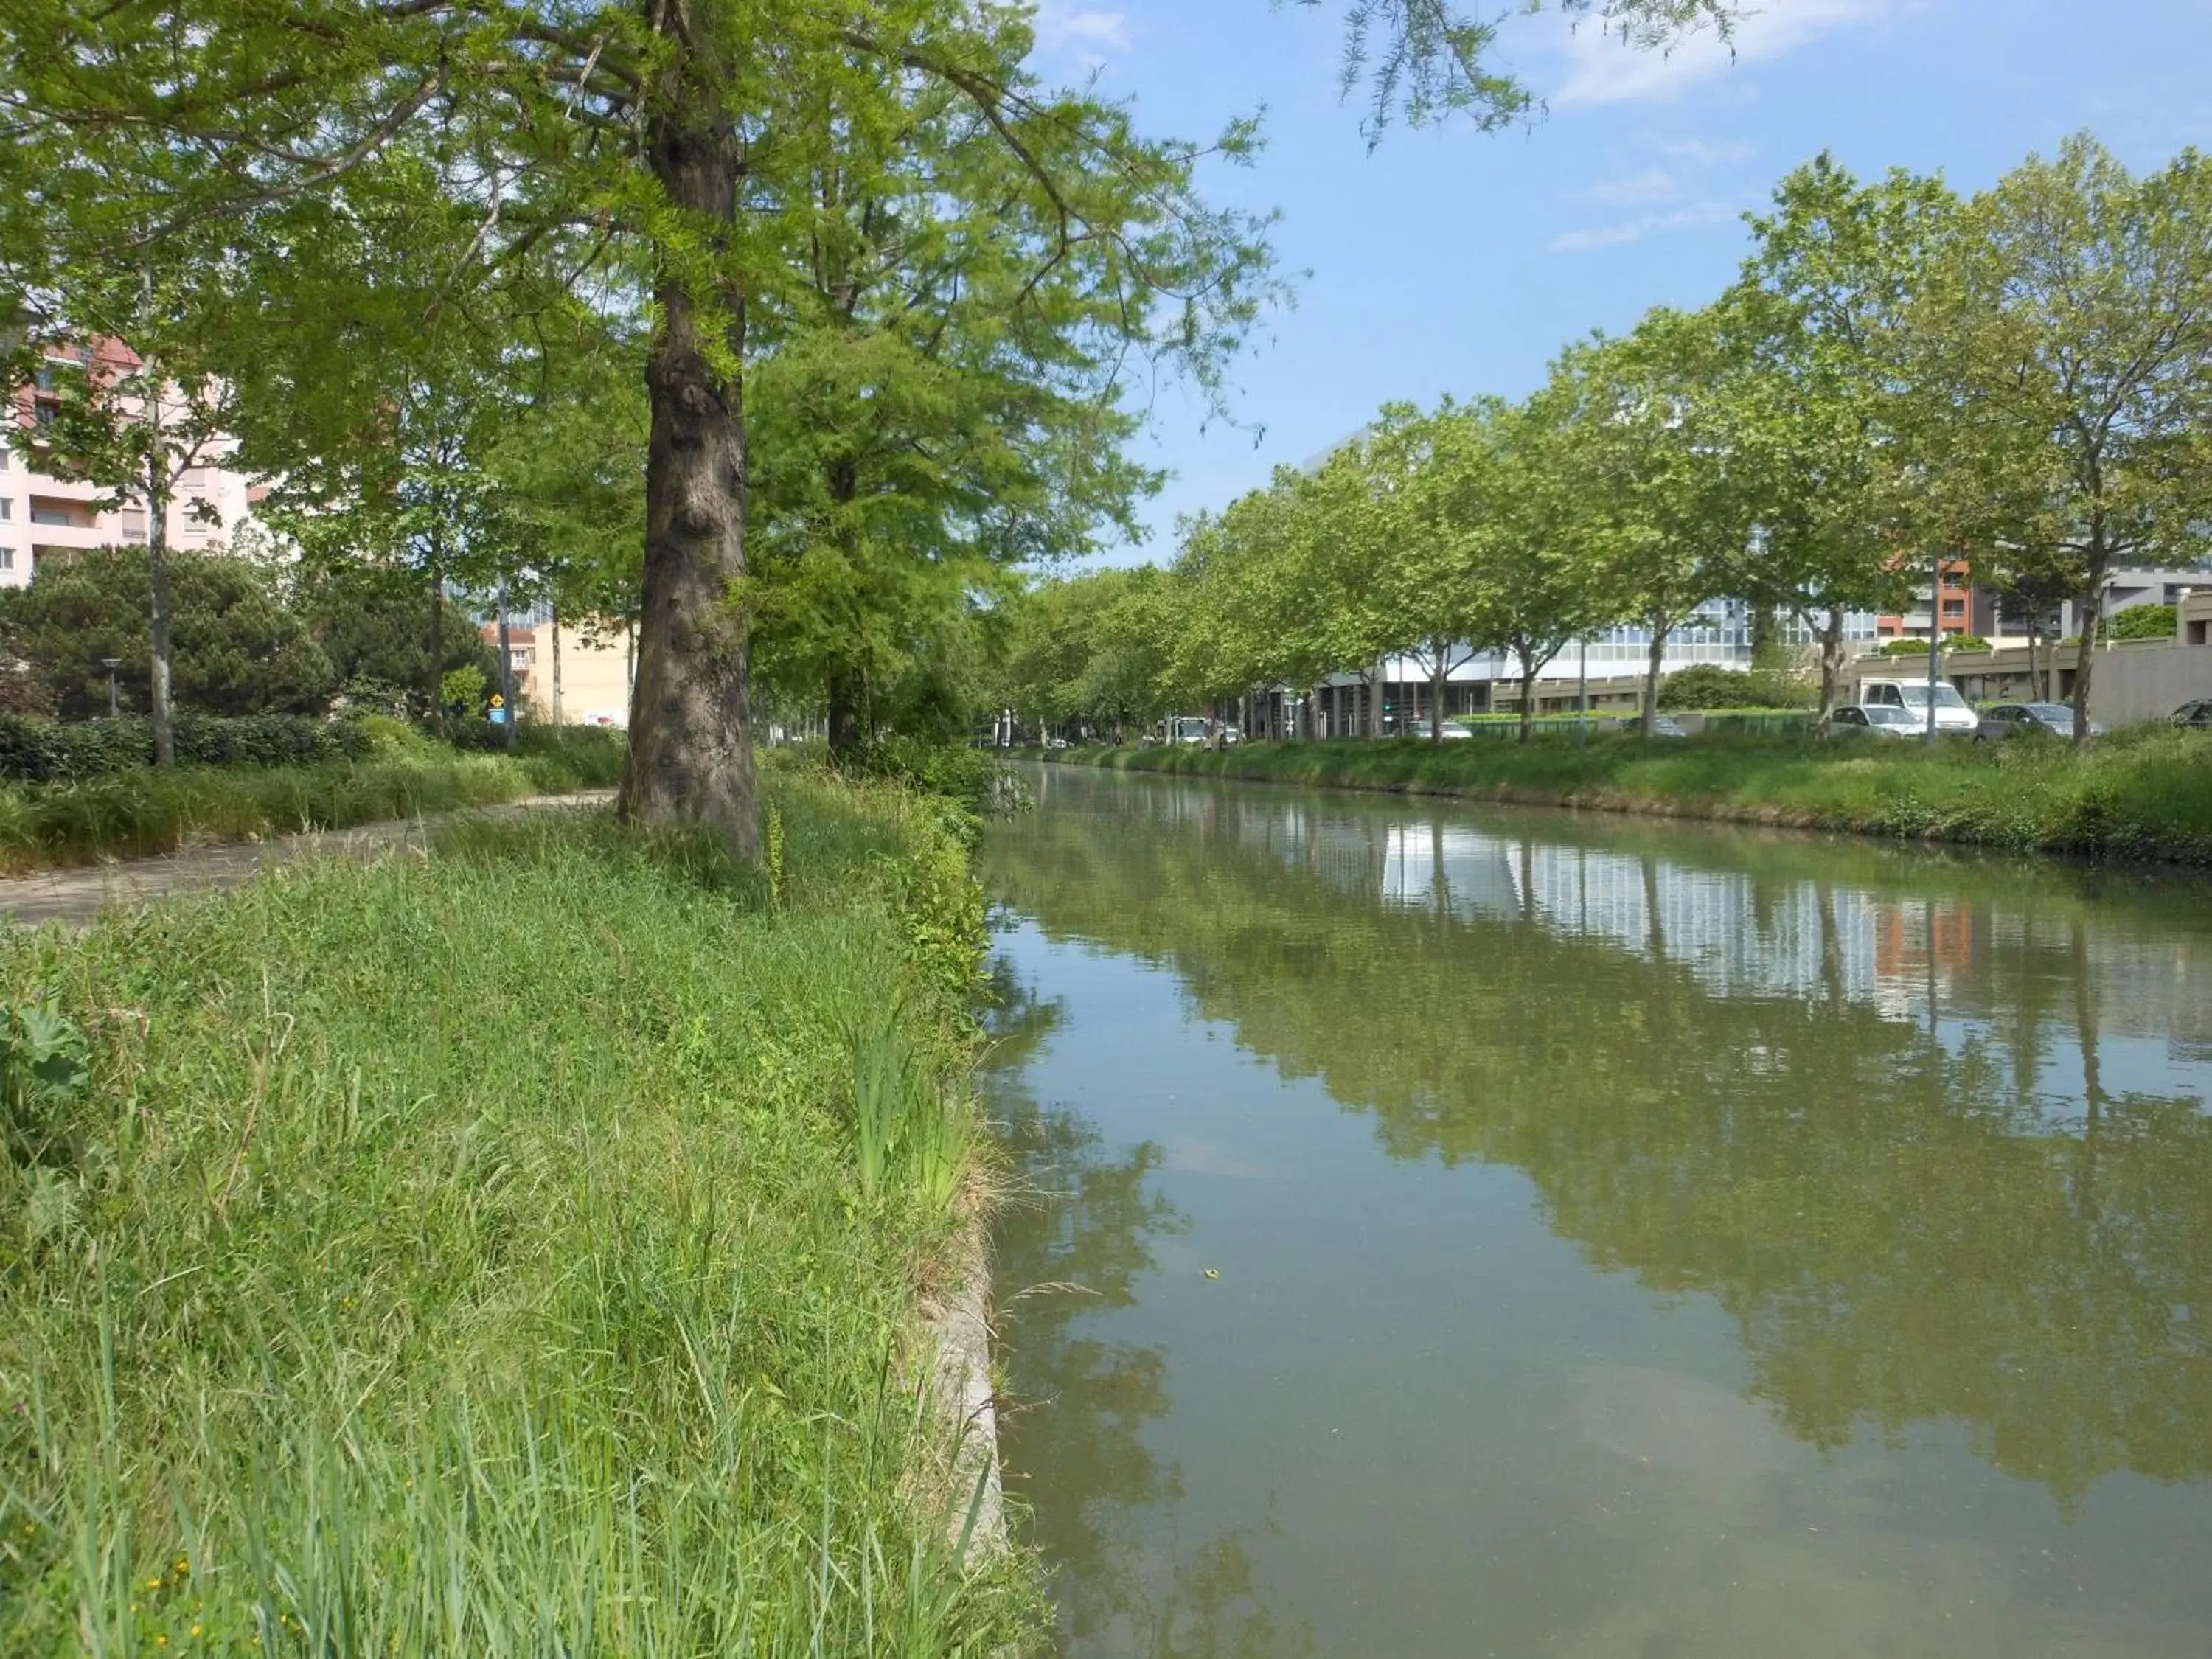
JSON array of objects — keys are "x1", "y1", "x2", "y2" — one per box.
[{"x1": 981, "y1": 763, "x2": 2212, "y2": 1659}]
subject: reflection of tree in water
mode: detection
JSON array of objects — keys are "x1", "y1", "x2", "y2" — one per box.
[
  {"x1": 984, "y1": 780, "x2": 2212, "y2": 1509},
  {"x1": 986, "y1": 953, "x2": 1314, "y2": 1658}
]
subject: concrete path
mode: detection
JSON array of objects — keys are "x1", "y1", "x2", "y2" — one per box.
[{"x1": 0, "y1": 790, "x2": 616, "y2": 930}]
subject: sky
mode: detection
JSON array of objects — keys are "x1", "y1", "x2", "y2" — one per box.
[{"x1": 1023, "y1": 0, "x2": 2212, "y2": 563}]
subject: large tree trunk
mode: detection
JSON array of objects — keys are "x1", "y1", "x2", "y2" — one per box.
[
  {"x1": 146, "y1": 451, "x2": 175, "y2": 767},
  {"x1": 1518, "y1": 655, "x2": 1539, "y2": 742},
  {"x1": 1430, "y1": 654, "x2": 1446, "y2": 744},
  {"x1": 1815, "y1": 605, "x2": 1846, "y2": 738},
  {"x1": 621, "y1": 98, "x2": 759, "y2": 855}
]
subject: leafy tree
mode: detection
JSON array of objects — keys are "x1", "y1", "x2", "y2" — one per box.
[
  {"x1": 18, "y1": 291, "x2": 240, "y2": 765},
  {"x1": 1557, "y1": 310, "x2": 1751, "y2": 734},
  {"x1": 1910, "y1": 136, "x2": 2212, "y2": 743},
  {"x1": 296, "y1": 560, "x2": 502, "y2": 720},
  {"x1": 0, "y1": 0, "x2": 1728, "y2": 854},
  {"x1": 1354, "y1": 402, "x2": 1505, "y2": 742},
  {"x1": 1730, "y1": 156, "x2": 1953, "y2": 731},
  {"x1": 992, "y1": 565, "x2": 1178, "y2": 742},
  {"x1": 0, "y1": 546, "x2": 334, "y2": 718},
  {"x1": 1481, "y1": 392, "x2": 1616, "y2": 737}
]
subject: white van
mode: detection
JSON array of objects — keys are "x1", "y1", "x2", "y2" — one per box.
[{"x1": 1859, "y1": 678, "x2": 1978, "y2": 734}]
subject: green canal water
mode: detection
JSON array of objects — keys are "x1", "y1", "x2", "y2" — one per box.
[{"x1": 980, "y1": 763, "x2": 2212, "y2": 1659}]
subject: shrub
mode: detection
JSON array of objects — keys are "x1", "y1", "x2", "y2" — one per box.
[
  {"x1": 2108, "y1": 603, "x2": 2177, "y2": 641},
  {"x1": 848, "y1": 734, "x2": 1024, "y2": 824},
  {"x1": 0, "y1": 713, "x2": 371, "y2": 783},
  {"x1": 0, "y1": 545, "x2": 335, "y2": 717},
  {"x1": 1658, "y1": 664, "x2": 1815, "y2": 712}
]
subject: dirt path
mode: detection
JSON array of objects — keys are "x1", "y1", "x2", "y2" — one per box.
[{"x1": 0, "y1": 790, "x2": 616, "y2": 930}]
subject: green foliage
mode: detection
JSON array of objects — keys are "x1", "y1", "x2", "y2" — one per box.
[
  {"x1": 0, "y1": 996, "x2": 89, "y2": 1167},
  {"x1": 850, "y1": 734, "x2": 1023, "y2": 827},
  {"x1": 439, "y1": 665, "x2": 487, "y2": 716},
  {"x1": 0, "y1": 713, "x2": 372, "y2": 783},
  {"x1": 1657, "y1": 664, "x2": 1815, "y2": 711},
  {"x1": 0, "y1": 546, "x2": 336, "y2": 718},
  {"x1": 2108, "y1": 604, "x2": 2178, "y2": 640},
  {"x1": 1948, "y1": 633, "x2": 1992, "y2": 653},
  {"x1": 300, "y1": 563, "x2": 502, "y2": 720},
  {"x1": 0, "y1": 779, "x2": 1032, "y2": 1653}
]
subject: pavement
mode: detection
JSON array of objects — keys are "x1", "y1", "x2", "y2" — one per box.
[{"x1": 0, "y1": 790, "x2": 617, "y2": 930}]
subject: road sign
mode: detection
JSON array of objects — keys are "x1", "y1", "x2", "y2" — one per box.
[{"x1": 490, "y1": 693, "x2": 506, "y2": 709}]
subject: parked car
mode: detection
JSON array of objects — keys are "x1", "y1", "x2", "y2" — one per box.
[
  {"x1": 1623, "y1": 713, "x2": 1688, "y2": 738},
  {"x1": 1974, "y1": 702, "x2": 2104, "y2": 742},
  {"x1": 1833, "y1": 703, "x2": 1921, "y2": 737},
  {"x1": 1858, "y1": 678, "x2": 1978, "y2": 735},
  {"x1": 1396, "y1": 719, "x2": 1473, "y2": 741},
  {"x1": 2172, "y1": 699, "x2": 2212, "y2": 728}
]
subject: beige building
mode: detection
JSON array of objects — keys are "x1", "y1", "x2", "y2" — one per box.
[{"x1": 494, "y1": 622, "x2": 636, "y2": 727}]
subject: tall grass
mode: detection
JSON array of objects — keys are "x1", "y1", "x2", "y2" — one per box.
[
  {"x1": 848, "y1": 1021, "x2": 974, "y2": 1211},
  {"x1": 0, "y1": 729, "x2": 627, "y2": 876},
  {"x1": 0, "y1": 773, "x2": 1033, "y2": 1655},
  {"x1": 1058, "y1": 728, "x2": 2212, "y2": 865}
]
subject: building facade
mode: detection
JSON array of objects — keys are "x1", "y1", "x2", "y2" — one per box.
[{"x1": 2, "y1": 341, "x2": 263, "y2": 585}]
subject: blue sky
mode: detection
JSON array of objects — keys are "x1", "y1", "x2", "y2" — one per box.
[{"x1": 1028, "y1": 0, "x2": 2212, "y2": 563}]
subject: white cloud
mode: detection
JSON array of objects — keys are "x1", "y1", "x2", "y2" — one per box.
[
  {"x1": 1583, "y1": 167, "x2": 1683, "y2": 206},
  {"x1": 1031, "y1": 4, "x2": 1133, "y2": 64},
  {"x1": 1548, "y1": 199, "x2": 1742, "y2": 254},
  {"x1": 1554, "y1": 0, "x2": 1889, "y2": 108}
]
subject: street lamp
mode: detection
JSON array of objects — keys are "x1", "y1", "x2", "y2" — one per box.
[{"x1": 100, "y1": 657, "x2": 122, "y2": 717}]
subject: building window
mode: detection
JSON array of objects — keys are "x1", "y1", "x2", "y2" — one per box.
[
  {"x1": 29, "y1": 505, "x2": 72, "y2": 527},
  {"x1": 0, "y1": 549, "x2": 13, "y2": 571},
  {"x1": 178, "y1": 467, "x2": 206, "y2": 490},
  {"x1": 1941, "y1": 598, "x2": 1966, "y2": 618},
  {"x1": 0, "y1": 500, "x2": 10, "y2": 521}
]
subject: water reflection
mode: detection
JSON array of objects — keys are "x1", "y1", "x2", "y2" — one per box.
[
  {"x1": 987, "y1": 971, "x2": 1314, "y2": 1658},
  {"x1": 987, "y1": 768, "x2": 2212, "y2": 1655}
]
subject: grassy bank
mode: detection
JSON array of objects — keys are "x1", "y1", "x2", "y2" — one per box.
[
  {"x1": 0, "y1": 728, "x2": 627, "y2": 875},
  {"x1": 0, "y1": 772, "x2": 1033, "y2": 1654},
  {"x1": 1058, "y1": 728, "x2": 2212, "y2": 864}
]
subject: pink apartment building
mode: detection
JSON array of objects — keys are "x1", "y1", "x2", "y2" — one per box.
[{"x1": 0, "y1": 339, "x2": 263, "y2": 588}]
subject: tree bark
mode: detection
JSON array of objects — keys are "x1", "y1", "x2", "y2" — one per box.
[
  {"x1": 426, "y1": 538, "x2": 446, "y2": 736},
  {"x1": 1518, "y1": 658, "x2": 1539, "y2": 742},
  {"x1": 1429, "y1": 654, "x2": 1445, "y2": 744},
  {"x1": 1641, "y1": 623, "x2": 1667, "y2": 740},
  {"x1": 2070, "y1": 552, "x2": 2104, "y2": 748},
  {"x1": 827, "y1": 667, "x2": 866, "y2": 762},
  {"x1": 1815, "y1": 605, "x2": 1846, "y2": 739},
  {"x1": 145, "y1": 448, "x2": 175, "y2": 767},
  {"x1": 621, "y1": 95, "x2": 759, "y2": 855}
]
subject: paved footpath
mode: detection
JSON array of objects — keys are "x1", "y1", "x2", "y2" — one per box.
[{"x1": 0, "y1": 790, "x2": 616, "y2": 931}]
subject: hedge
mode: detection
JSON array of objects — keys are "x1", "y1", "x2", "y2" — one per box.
[{"x1": 0, "y1": 713, "x2": 374, "y2": 783}]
